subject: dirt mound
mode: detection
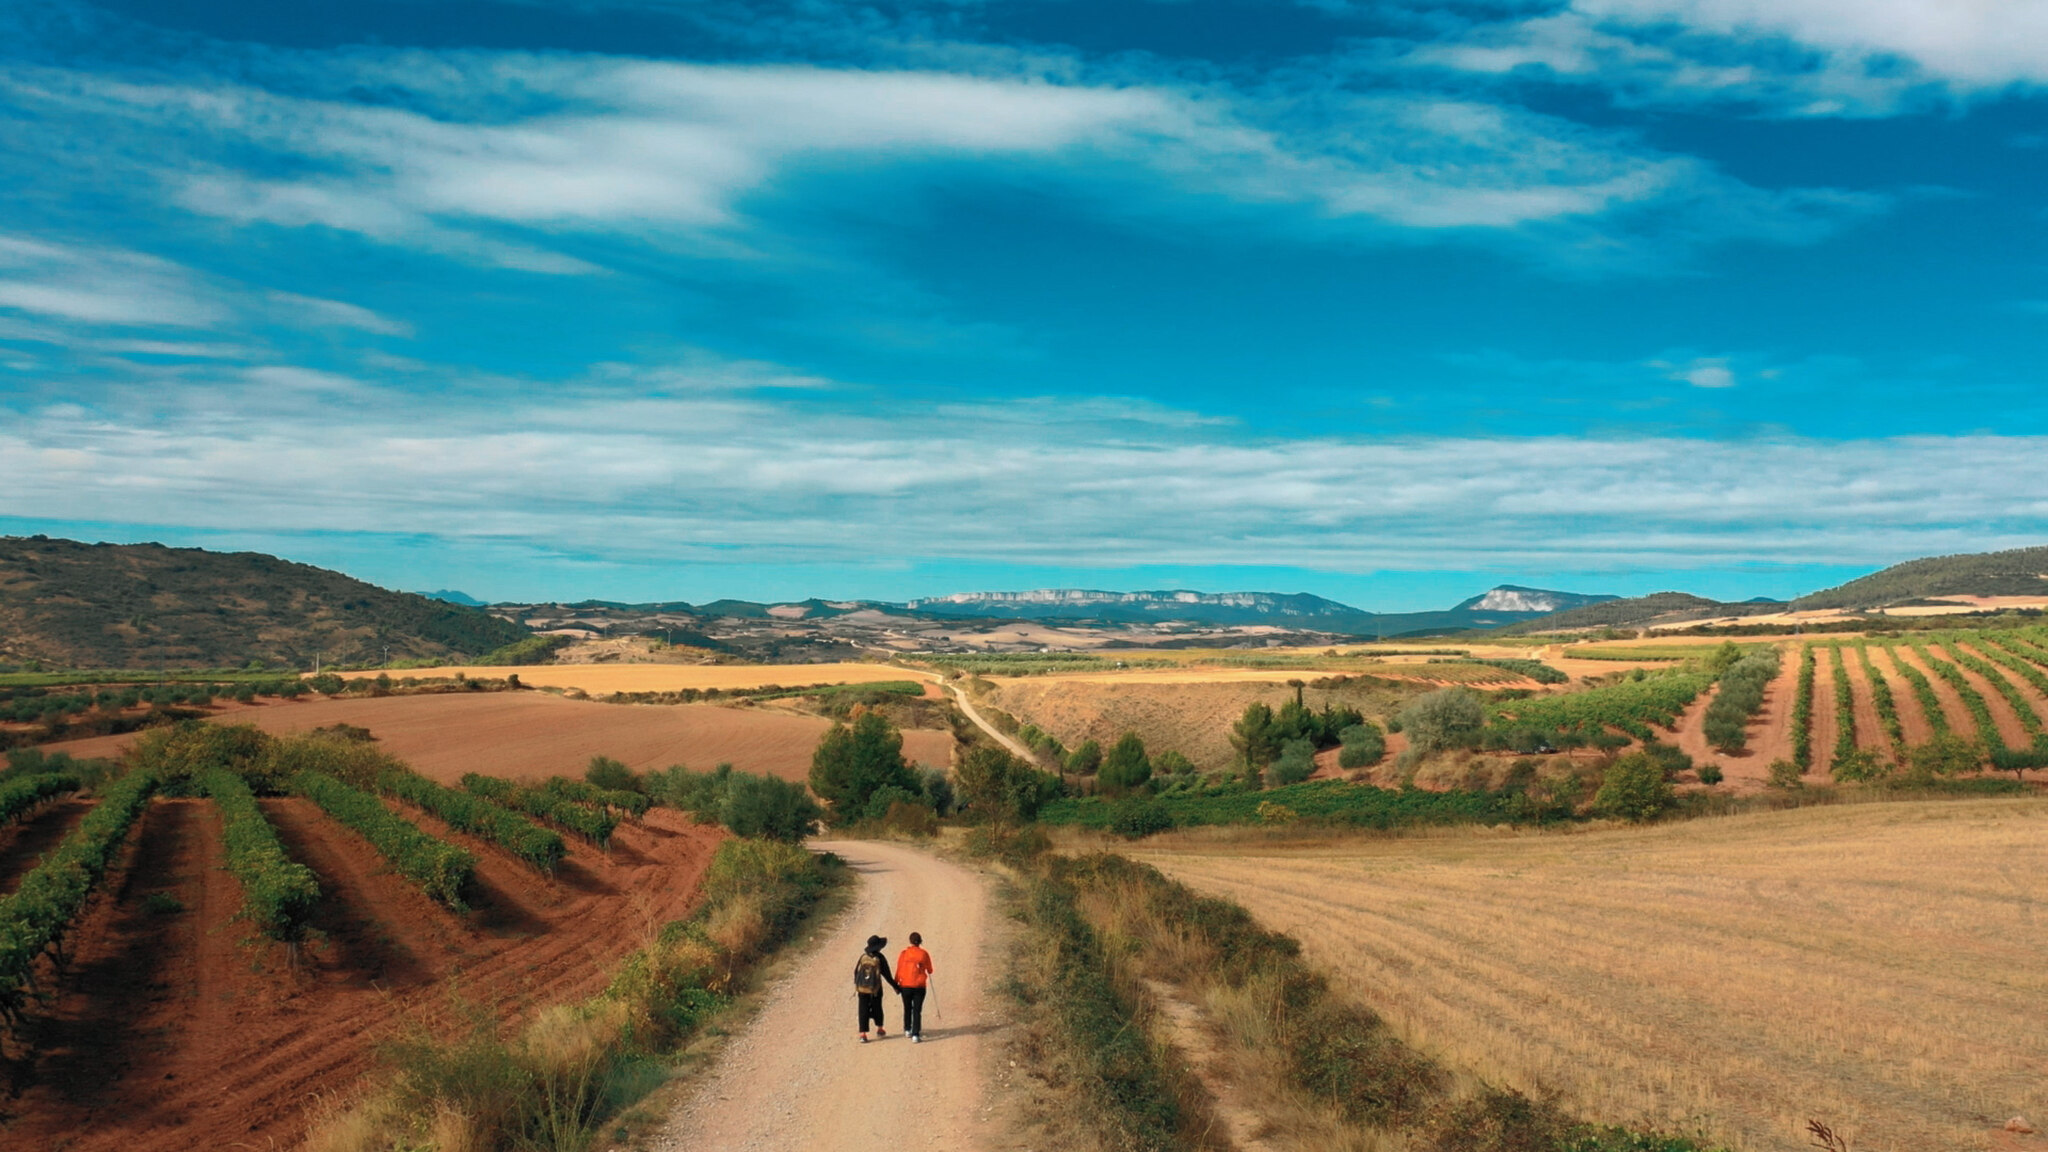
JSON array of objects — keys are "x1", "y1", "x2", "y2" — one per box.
[
  {"x1": 0, "y1": 799, "x2": 723, "y2": 1152},
  {"x1": 41, "y1": 691, "x2": 955, "y2": 783}
]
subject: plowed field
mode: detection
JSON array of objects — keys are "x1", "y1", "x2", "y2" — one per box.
[
  {"x1": 340, "y1": 662, "x2": 928, "y2": 694},
  {"x1": 1871, "y1": 647, "x2": 1938, "y2": 745},
  {"x1": 38, "y1": 690, "x2": 955, "y2": 782},
  {"x1": 1674, "y1": 656, "x2": 1801, "y2": 791},
  {"x1": 1138, "y1": 799, "x2": 2048, "y2": 1152},
  {"x1": 0, "y1": 798, "x2": 722, "y2": 1151}
]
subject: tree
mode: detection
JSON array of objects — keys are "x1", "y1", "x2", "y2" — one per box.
[
  {"x1": 919, "y1": 766, "x2": 955, "y2": 816},
  {"x1": 718, "y1": 772, "x2": 823, "y2": 841},
  {"x1": 1230, "y1": 702, "x2": 1280, "y2": 767},
  {"x1": 1098, "y1": 732, "x2": 1152, "y2": 796},
  {"x1": 955, "y1": 744, "x2": 1060, "y2": 822},
  {"x1": 1154, "y1": 750, "x2": 1197, "y2": 777},
  {"x1": 1593, "y1": 752, "x2": 1675, "y2": 822},
  {"x1": 1066, "y1": 738, "x2": 1103, "y2": 777},
  {"x1": 1396, "y1": 688, "x2": 1485, "y2": 754},
  {"x1": 808, "y1": 711, "x2": 919, "y2": 825}
]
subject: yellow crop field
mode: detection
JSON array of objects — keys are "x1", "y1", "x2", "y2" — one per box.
[
  {"x1": 1136, "y1": 799, "x2": 2048, "y2": 1152},
  {"x1": 338, "y1": 662, "x2": 931, "y2": 694}
]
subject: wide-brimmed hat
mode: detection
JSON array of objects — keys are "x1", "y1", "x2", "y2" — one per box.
[{"x1": 866, "y1": 935, "x2": 886, "y2": 949}]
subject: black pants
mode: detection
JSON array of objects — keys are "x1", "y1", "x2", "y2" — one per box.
[
  {"x1": 900, "y1": 987, "x2": 926, "y2": 1036},
  {"x1": 858, "y1": 991, "x2": 886, "y2": 1032}
]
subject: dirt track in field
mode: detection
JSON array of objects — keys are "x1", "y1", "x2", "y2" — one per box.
[
  {"x1": 1810, "y1": 653, "x2": 1841, "y2": 775},
  {"x1": 1932, "y1": 647, "x2": 2035, "y2": 748},
  {"x1": 0, "y1": 800, "x2": 723, "y2": 1151},
  {"x1": 38, "y1": 691, "x2": 956, "y2": 783},
  {"x1": 654, "y1": 840, "x2": 1003, "y2": 1152},
  {"x1": 1888, "y1": 646, "x2": 1972, "y2": 736},
  {"x1": 1837, "y1": 650, "x2": 1893, "y2": 756}
]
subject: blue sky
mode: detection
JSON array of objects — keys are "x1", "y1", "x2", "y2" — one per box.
[{"x1": 2, "y1": 0, "x2": 2045, "y2": 609}]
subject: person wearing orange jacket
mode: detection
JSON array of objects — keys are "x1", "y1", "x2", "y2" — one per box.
[{"x1": 896, "y1": 932, "x2": 934, "y2": 1042}]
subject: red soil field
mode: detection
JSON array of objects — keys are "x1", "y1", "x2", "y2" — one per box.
[
  {"x1": 1837, "y1": 650, "x2": 1894, "y2": 757},
  {"x1": 1677, "y1": 654, "x2": 1801, "y2": 792},
  {"x1": 1960, "y1": 642, "x2": 2048, "y2": 730},
  {"x1": 39, "y1": 690, "x2": 957, "y2": 783},
  {"x1": 1872, "y1": 647, "x2": 1938, "y2": 746},
  {"x1": 1809, "y1": 652, "x2": 1840, "y2": 779},
  {"x1": 0, "y1": 797, "x2": 89, "y2": 895},
  {"x1": 0, "y1": 797, "x2": 723, "y2": 1152},
  {"x1": 1936, "y1": 650, "x2": 2035, "y2": 749},
  {"x1": 1889, "y1": 646, "x2": 1977, "y2": 737}
]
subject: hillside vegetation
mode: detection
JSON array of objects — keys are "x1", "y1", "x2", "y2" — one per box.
[
  {"x1": 1793, "y1": 544, "x2": 2048, "y2": 608},
  {"x1": 0, "y1": 537, "x2": 527, "y2": 669},
  {"x1": 1488, "y1": 592, "x2": 1729, "y2": 635}
]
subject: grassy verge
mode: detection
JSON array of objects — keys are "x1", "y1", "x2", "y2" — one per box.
[
  {"x1": 1040, "y1": 778, "x2": 1529, "y2": 834},
  {"x1": 982, "y1": 835, "x2": 1729, "y2": 1152},
  {"x1": 305, "y1": 837, "x2": 845, "y2": 1152}
]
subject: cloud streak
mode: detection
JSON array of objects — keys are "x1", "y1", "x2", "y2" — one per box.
[{"x1": 3, "y1": 367, "x2": 2042, "y2": 573}]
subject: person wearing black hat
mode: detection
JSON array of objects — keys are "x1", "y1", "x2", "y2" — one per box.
[{"x1": 854, "y1": 934, "x2": 900, "y2": 1042}]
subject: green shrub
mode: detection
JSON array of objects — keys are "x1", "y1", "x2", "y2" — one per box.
[
  {"x1": 1902, "y1": 733, "x2": 1981, "y2": 783},
  {"x1": 460, "y1": 773, "x2": 619, "y2": 846},
  {"x1": 1696, "y1": 763, "x2": 1723, "y2": 786},
  {"x1": 1066, "y1": 738, "x2": 1103, "y2": 777},
  {"x1": 954, "y1": 744, "x2": 1062, "y2": 823},
  {"x1": 0, "y1": 770, "x2": 157, "y2": 1023},
  {"x1": 1766, "y1": 759, "x2": 1804, "y2": 790},
  {"x1": 1097, "y1": 732, "x2": 1152, "y2": 795},
  {"x1": 1269, "y1": 738, "x2": 1317, "y2": 786},
  {"x1": 718, "y1": 773, "x2": 823, "y2": 841},
  {"x1": 199, "y1": 769, "x2": 321, "y2": 940},
  {"x1": 1830, "y1": 748, "x2": 1888, "y2": 783},
  {"x1": 292, "y1": 771, "x2": 473, "y2": 907},
  {"x1": 1593, "y1": 753, "x2": 1674, "y2": 821},
  {"x1": 1153, "y1": 750, "x2": 1197, "y2": 777},
  {"x1": 1109, "y1": 800, "x2": 1174, "y2": 839},
  {"x1": 584, "y1": 755, "x2": 642, "y2": 794},
  {"x1": 0, "y1": 772, "x2": 80, "y2": 826},
  {"x1": 382, "y1": 770, "x2": 566, "y2": 871},
  {"x1": 1337, "y1": 722, "x2": 1386, "y2": 769},
  {"x1": 1398, "y1": 688, "x2": 1487, "y2": 753},
  {"x1": 541, "y1": 774, "x2": 651, "y2": 816}
]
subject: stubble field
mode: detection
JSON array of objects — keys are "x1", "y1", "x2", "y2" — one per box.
[
  {"x1": 1136, "y1": 799, "x2": 2048, "y2": 1152},
  {"x1": 41, "y1": 691, "x2": 958, "y2": 782}
]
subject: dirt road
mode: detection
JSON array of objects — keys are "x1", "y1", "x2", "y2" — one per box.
[
  {"x1": 944, "y1": 682, "x2": 1037, "y2": 761},
  {"x1": 653, "y1": 839, "x2": 1001, "y2": 1152}
]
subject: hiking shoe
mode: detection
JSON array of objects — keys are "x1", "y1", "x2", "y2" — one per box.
[
  {"x1": 912, "y1": 1035, "x2": 922, "y2": 1044},
  {"x1": 859, "y1": 1034, "x2": 868, "y2": 1043},
  {"x1": 876, "y1": 1028, "x2": 887, "y2": 1038}
]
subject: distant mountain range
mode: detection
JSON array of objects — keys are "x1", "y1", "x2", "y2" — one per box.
[
  {"x1": 11, "y1": 535, "x2": 2048, "y2": 670},
  {"x1": 905, "y1": 585, "x2": 1620, "y2": 637}
]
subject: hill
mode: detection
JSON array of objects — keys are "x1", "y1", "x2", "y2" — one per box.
[
  {"x1": 905, "y1": 584, "x2": 1614, "y2": 637},
  {"x1": 1793, "y1": 544, "x2": 2048, "y2": 609},
  {"x1": 0, "y1": 537, "x2": 529, "y2": 668},
  {"x1": 1487, "y1": 591, "x2": 1729, "y2": 635}
]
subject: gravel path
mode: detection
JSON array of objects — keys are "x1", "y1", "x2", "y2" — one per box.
[{"x1": 653, "y1": 839, "x2": 1001, "y2": 1152}]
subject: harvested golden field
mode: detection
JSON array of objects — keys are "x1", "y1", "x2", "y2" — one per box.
[
  {"x1": 985, "y1": 675, "x2": 1421, "y2": 771},
  {"x1": 1136, "y1": 799, "x2": 2048, "y2": 1152},
  {"x1": 338, "y1": 661, "x2": 930, "y2": 694},
  {"x1": 42, "y1": 691, "x2": 956, "y2": 782}
]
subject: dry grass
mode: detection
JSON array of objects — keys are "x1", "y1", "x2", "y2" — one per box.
[{"x1": 1135, "y1": 798, "x2": 2048, "y2": 1152}]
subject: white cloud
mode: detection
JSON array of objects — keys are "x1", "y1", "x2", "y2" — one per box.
[
  {"x1": 1412, "y1": 0, "x2": 2048, "y2": 115},
  {"x1": 6, "y1": 52, "x2": 1878, "y2": 274},
  {"x1": 1579, "y1": 0, "x2": 2048, "y2": 91},
  {"x1": 0, "y1": 234, "x2": 227, "y2": 328},
  {"x1": 3, "y1": 366, "x2": 2042, "y2": 571}
]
